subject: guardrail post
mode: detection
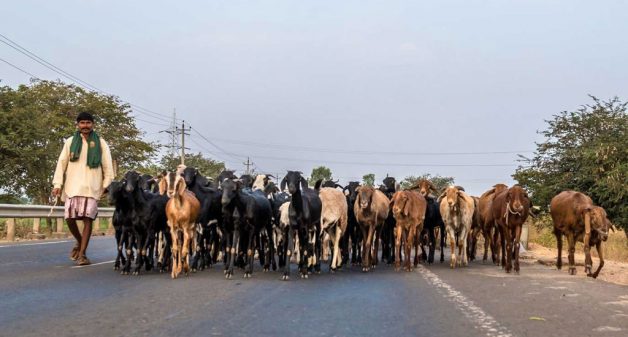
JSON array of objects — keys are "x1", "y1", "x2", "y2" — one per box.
[
  {"x1": 6, "y1": 218, "x2": 16, "y2": 241},
  {"x1": 106, "y1": 217, "x2": 114, "y2": 235},
  {"x1": 93, "y1": 218, "x2": 101, "y2": 234},
  {"x1": 55, "y1": 218, "x2": 64, "y2": 234},
  {"x1": 33, "y1": 218, "x2": 40, "y2": 234}
]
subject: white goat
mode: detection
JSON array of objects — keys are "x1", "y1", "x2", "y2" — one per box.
[{"x1": 319, "y1": 187, "x2": 348, "y2": 271}]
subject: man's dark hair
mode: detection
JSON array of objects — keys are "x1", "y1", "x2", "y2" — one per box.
[{"x1": 76, "y1": 111, "x2": 94, "y2": 122}]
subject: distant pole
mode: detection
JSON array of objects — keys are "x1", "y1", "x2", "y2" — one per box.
[
  {"x1": 180, "y1": 120, "x2": 185, "y2": 165},
  {"x1": 243, "y1": 157, "x2": 253, "y2": 175}
]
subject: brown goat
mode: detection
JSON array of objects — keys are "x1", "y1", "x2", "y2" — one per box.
[
  {"x1": 319, "y1": 187, "x2": 349, "y2": 272},
  {"x1": 354, "y1": 185, "x2": 390, "y2": 272},
  {"x1": 477, "y1": 184, "x2": 508, "y2": 264},
  {"x1": 550, "y1": 191, "x2": 615, "y2": 278},
  {"x1": 414, "y1": 179, "x2": 437, "y2": 198},
  {"x1": 491, "y1": 185, "x2": 530, "y2": 274},
  {"x1": 390, "y1": 190, "x2": 426, "y2": 271},
  {"x1": 159, "y1": 171, "x2": 201, "y2": 279},
  {"x1": 439, "y1": 186, "x2": 475, "y2": 268}
]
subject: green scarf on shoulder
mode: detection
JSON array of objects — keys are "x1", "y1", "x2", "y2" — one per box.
[{"x1": 69, "y1": 131, "x2": 102, "y2": 168}]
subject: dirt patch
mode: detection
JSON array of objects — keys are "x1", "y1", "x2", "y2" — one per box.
[{"x1": 526, "y1": 242, "x2": 628, "y2": 286}]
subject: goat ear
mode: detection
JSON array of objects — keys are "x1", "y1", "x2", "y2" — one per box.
[
  {"x1": 280, "y1": 176, "x2": 287, "y2": 192},
  {"x1": 176, "y1": 177, "x2": 186, "y2": 196},
  {"x1": 403, "y1": 198, "x2": 412, "y2": 216},
  {"x1": 159, "y1": 177, "x2": 167, "y2": 196},
  {"x1": 300, "y1": 177, "x2": 309, "y2": 190},
  {"x1": 437, "y1": 190, "x2": 447, "y2": 202}
]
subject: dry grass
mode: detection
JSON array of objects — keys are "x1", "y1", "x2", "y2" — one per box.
[{"x1": 528, "y1": 216, "x2": 628, "y2": 263}]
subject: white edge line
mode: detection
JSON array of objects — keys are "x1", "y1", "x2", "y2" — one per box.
[{"x1": 0, "y1": 240, "x2": 72, "y2": 248}]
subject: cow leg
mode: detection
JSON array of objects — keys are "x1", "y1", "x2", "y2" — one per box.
[
  {"x1": 223, "y1": 231, "x2": 232, "y2": 275},
  {"x1": 244, "y1": 228, "x2": 256, "y2": 278},
  {"x1": 170, "y1": 229, "x2": 179, "y2": 279},
  {"x1": 182, "y1": 226, "x2": 193, "y2": 276},
  {"x1": 394, "y1": 225, "x2": 402, "y2": 271},
  {"x1": 459, "y1": 226, "x2": 468, "y2": 267},
  {"x1": 226, "y1": 229, "x2": 239, "y2": 279},
  {"x1": 283, "y1": 225, "x2": 293, "y2": 280},
  {"x1": 447, "y1": 227, "x2": 457, "y2": 268},
  {"x1": 502, "y1": 226, "x2": 512, "y2": 273},
  {"x1": 499, "y1": 225, "x2": 506, "y2": 268},
  {"x1": 439, "y1": 223, "x2": 446, "y2": 263},
  {"x1": 428, "y1": 226, "x2": 435, "y2": 264},
  {"x1": 492, "y1": 226, "x2": 500, "y2": 265},
  {"x1": 513, "y1": 225, "x2": 522, "y2": 274},
  {"x1": 114, "y1": 229, "x2": 124, "y2": 271},
  {"x1": 409, "y1": 226, "x2": 418, "y2": 271},
  {"x1": 566, "y1": 233, "x2": 577, "y2": 275},
  {"x1": 482, "y1": 229, "x2": 490, "y2": 263},
  {"x1": 590, "y1": 241, "x2": 604, "y2": 278}
]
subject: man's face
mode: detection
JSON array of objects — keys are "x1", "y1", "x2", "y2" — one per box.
[{"x1": 77, "y1": 120, "x2": 93, "y2": 135}]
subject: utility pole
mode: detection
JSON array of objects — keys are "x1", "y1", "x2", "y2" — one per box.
[
  {"x1": 160, "y1": 109, "x2": 179, "y2": 158},
  {"x1": 178, "y1": 120, "x2": 191, "y2": 165},
  {"x1": 243, "y1": 157, "x2": 253, "y2": 175}
]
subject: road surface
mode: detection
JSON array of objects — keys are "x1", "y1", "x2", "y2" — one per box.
[{"x1": 0, "y1": 237, "x2": 626, "y2": 336}]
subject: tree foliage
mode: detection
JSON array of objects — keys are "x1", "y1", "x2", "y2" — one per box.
[
  {"x1": 513, "y1": 96, "x2": 627, "y2": 231},
  {"x1": 362, "y1": 173, "x2": 375, "y2": 186},
  {"x1": 400, "y1": 173, "x2": 455, "y2": 192},
  {"x1": 158, "y1": 152, "x2": 225, "y2": 179},
  {"x1": 0, "y1": 80, "x2": 156, "y2": 203},
  {"x1": 309, "y1": 166, "x2": 332, "y2": 186}
]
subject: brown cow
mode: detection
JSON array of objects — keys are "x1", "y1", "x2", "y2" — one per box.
[
  {"x1": 439, "y1": 186, "x2": 475, "y2": 268},
  {"x1": 477, "y1": 184, "x2": 508, "y2": 264},
  {"x1": 491, "y1": 185, "x2": 530, "y2": 274},
  {"x1": 354, "y1": 185, "x2": 390, "y2": 272},
  {"x1": 550, "y1": 191, "x2": 614, "y2": 278},
  {"x1": 390, "y1": 190, "x2": 427, "y2": 271}
]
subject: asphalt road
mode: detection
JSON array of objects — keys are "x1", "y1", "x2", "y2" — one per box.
[{"x1": 0, "y1": 237, "x2": 626, "y2": 337}]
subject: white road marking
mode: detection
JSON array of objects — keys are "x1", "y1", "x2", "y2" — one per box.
[
  {"x1": 417, "y1": 265, "x2": 513, "y2": 337},
  {"x1": 593, "y1": 326, "x2": 622, "y2": 332},
  {"x1": 0, "y1": 240, "x2": 72, "y2": 248},
  {"x1": 71, "y1": 260, "x2": 115, "y2": 268}
]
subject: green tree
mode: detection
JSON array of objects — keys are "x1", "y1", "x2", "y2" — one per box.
[
  {"x1": 513, "y1": 96, "x2": 628, "y2": 232},
  {"x1": 362, "y1": 173, "x2": 375, "y2": 186},
  {"x1": 400, "y1": 173, "x2": 455, "y2": 192},
  {"x1": 159, "y1": 152, "x2": 225, "y2": 179},
  {"x1": 309, "y1": 166, "x2": 332, "y2": 186},
  {"x1": 0, "y1": 80, "x2": 156, "y2": 204}
]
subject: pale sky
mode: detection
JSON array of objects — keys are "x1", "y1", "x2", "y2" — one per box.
[{"x1": 2, "y1": 1, "x2": 627, "y2": 195}]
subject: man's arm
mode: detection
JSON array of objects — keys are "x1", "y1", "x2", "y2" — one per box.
[
  {"x1": 101, "y1": 138, "x2": 114, "y2": 190},
  {"x1": 52, "y1": 139, "x2": 70, "y2": 195}
]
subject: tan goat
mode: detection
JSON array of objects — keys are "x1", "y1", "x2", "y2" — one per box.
[
  {"x1": 354, "y1": 185, "x2": 389, "y2": 272},
  {"x1": 319, "y1": 187, "x2": 348, "y2": 272},
  {"x1": 159, "y1": 171, "x2": 201, "y2": 279},
  {"x1": 439, "y1": 186, "x2": 475, "y2": 268}
]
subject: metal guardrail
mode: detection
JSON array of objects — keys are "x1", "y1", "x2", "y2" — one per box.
[
  {"x1": 0, "y1": 204, "x2": 114, "y2": 218},
  {"x1": 0, "y1": 204, "x2": 114, "y2": 242}
]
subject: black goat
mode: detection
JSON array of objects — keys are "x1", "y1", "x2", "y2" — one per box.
[
  {"x1": 378, "y1": 176, "x2": 397, "y2": 265},
  {"x1": 421, "y1": 196, "x2": 446, "y2": 264},
  {"x1": 341, "y1": 181, "x2": 362, "y2": 266},
  {"x1": 107, "y1": 180, "x2": 133, "y2": 272},
  {"x1": 280, "y1": 171, "x2": 322, "y2": 279},
  {"x1": 221, "y1": 178, "x2": 274, "y2": 279}
]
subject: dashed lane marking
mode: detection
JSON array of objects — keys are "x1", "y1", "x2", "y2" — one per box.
[
  {"x1": 417, "y1": 265, "x2": 513, "y2": 337},
  {"x1": 71, "y1": 260, "x2": 115, "y2": 268}
]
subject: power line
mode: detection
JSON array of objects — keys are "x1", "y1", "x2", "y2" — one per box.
[
  {"x1": 0, "y1": 33, "x2": 179, "y2": 124},
  {"x1": 188, "y1": 135, "x2": 533, "y2": 156},
  {"x1": 190, "y1": 127, "x2": 246, "y2": 162},
  {"x1": 0, "y1": 56, "x2": 40, "y2": 79}
]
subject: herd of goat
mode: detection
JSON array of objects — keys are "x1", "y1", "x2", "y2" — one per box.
[{"x1": 107, "y1": 167, "x2": 615, "y2": 280}]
